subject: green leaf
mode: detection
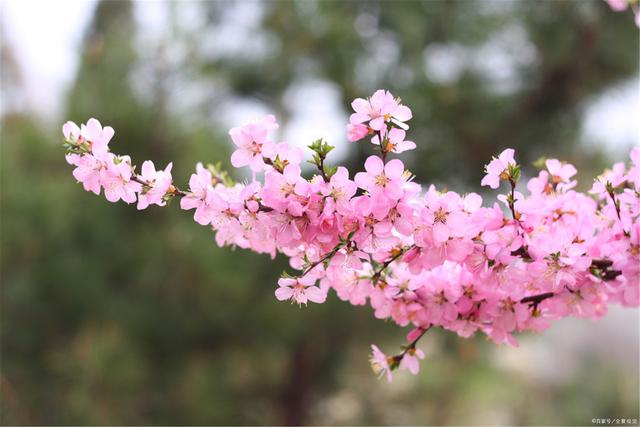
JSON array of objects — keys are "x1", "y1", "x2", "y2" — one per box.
[
  {"x1": 509, "y1": 164, "x2": 521, "y2": 182},
  {"x1": 324, "y1": 165, "x2": 338, "y2": 178},
  {"x1": 532, "y1": 156, "x2": 547, "y2": 170}
]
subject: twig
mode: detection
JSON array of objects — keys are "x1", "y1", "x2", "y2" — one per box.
[
  {"x1": 390, "y1": 326, "x2": 433, "y2": 367},
  {"x1": 318, "y1": 154, "x2": 329, "y2": 183},
  {"x1": 371, "y1": 245, "x2": 414, "y2": 284},
  {"x1": 131, "y1": 175, "x2": 187, "y2": 197},
  {"x1": 298, "y1": 234, "x2": 354, "y2": 278},
  {"x1": 520, "y1": 292, "x2": 555, "y2": 307},
  {"x1": 378, "y1": 129, "x2": 387, "y2": 164},
  {"x1": 507, "y1": 176, "x2": 520, "y2": 223}
]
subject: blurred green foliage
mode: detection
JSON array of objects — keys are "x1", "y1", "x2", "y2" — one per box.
[{"x1": 1, "y1": 0, "x2": 638, "y2": 425}]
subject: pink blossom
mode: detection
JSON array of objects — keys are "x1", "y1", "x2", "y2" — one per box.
[
  {"x1": 229, "y1": 115, "x2": 278, "y2": 172},
  {"x1": 545, "y1": 159, "x2": 576, "y2": 182},
  {"x1": 369, "y1": 345, "x2": 393, "y2": 382},
  {"x1": 481, "y1": 148, "x2": 516, "y2": 189},
  {"x1": 275, "y1": 276, "x2": 326, "y2": 305},
  {"x1": 373, "y1": 127, "x2": 416, "y2": 153},
  {"x1": 527, "y1": 170, "x2": 552, "y2": 196},
  {"x1": 350, "y1": 89, "x2": 412, "y2": 131},
  {"x1": 483, "y1": 224, "x2": 522, "y2": 263},
  {"x1": 62, "y1": 121, "x2": 81, "y2": 141},
  {"x1": 100, "y1": 155, "x2": 141, "y2": 204},
  {"x1": 355, "y1": 156, "x2": 405, "y2": 200},
  {"x1": 181, "y1": 163, "x2": 215, "y2": 225},
  {"x1": 422, "y1": 187, "x2": 470, "y2": 244},
  {"x1": 67, "y1": 153, "x2": 103, "y2": 195},
  {"x1": 320, "y1": 167, "x2": 357, "y2": 216},
  {"x1": 545, "y1": 159, "x2": 577, "y2": 191},
  {"x1": 137, "y1": 161, "x2": 173, "y2": 210},
  {"x1": 347, "y1": 123, "x2": 369, "y2": 142},
  {"x1": 62, "y1": 119, "x2": 115, "y2": 196},
  {"x1": 590, "y1": 162, "x2": 626, "y2": 197},
  {"x1": 82, "y1": 118, "x2": 114, "y2": 159},
  {"x1": 263, "y1": 142, "x2": 303, "y2": 167},
  {"x1": 262, "y1": 164, "x2": 308, "y2": 215},
  {"x1": 399, "y1": 347, "x2": 425, "y2": 375}
]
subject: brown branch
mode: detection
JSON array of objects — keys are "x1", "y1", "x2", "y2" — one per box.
[
  {"x1": 510, "y1": 246, "x2": 531, "y2": 261},
  {"x1": 131, "y1": 175, "x2": 188, "y2": 197},
  {"x1": 507, "y1": 176, "x2": 521, "y2": 223},
  {"x1": 508, "y1": 249, "x2": 622, "y2": 281},
  {"x1": 317, "y1": 154, "x2": 329, "y2": 183},
  {"x1": 591, "y1": 258, "x2": 613, "y2": 269},
  {"x1": 378, "y1": 129, "x2": 388, "y2": 164},
  {"x1": 390, "y1": 326, "x2": 433, "y2": 367},
  {"x1": 131, "y1": 174, "x2": 277, "y2": 214},
  {"x1": 606, "y1": 185, "x2": 631, "y2": 238},
  {"x1": 602, "y1": 270, "x2": 622, "y2": 281},
  {"x1": 519, "y1": 258, "x2": 622, "y2": 308},
  {"x1": 520, "y1": 292, "x2": 555, "y2": 306},
  {"x1": 606, "y1": 186, "x2": 623, "y2": 223},
  {"x1": 371, "y1": 245, "x2": 414, "y2": 284},
  {"x1": 296, "y1": 233, "x2": 355, "y2": 278}
]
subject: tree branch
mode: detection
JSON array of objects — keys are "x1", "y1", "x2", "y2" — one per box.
[{"x1": 371, "y1": 245, "x2": 414, "y2": 284}]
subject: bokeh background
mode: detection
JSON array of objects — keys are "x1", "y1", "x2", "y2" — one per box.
[{"x1": 1, "y1": 0, "x2": 639, "y2": 425}]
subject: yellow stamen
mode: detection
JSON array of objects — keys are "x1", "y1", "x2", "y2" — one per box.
[
  {"x1": 434, "y1": 208, "x2": 447, "y2": 224},
  {"x1": 375, "y1": 174, "x2": 389, "y2": 187}
]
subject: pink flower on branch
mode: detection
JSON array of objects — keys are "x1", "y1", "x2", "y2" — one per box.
[
  {"x1": 369, "y1": 345, "x2": 393, "y2": 382},
  {"x1": 354, "y1": 156, "x2": 406, "y2": 201},
  {"x1": 350, "y1": 89, "x2": 412, "y2": 133},
  {"x1": 275, "y1": 276, "x2": 327, "y2": 305},
  {"x1": 137, "y1": 161, "x2": 173, "y2": 210},
  {"x1": 101, "y1": 155, "x2": 141, "y2": 204},
  {"x1": 229, "y1": 115, "x2": 278, "y2": 172},
  {"x1": 372, "y1": 127, "x2": 416, "y2": 154},
  {"x1": 181, "y1": 163, "x2": 216, "y2": 225},
  {"x1": 481, "y1": 148, "x2": 517, "y2": 189}
]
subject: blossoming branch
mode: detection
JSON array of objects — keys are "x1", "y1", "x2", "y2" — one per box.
[{"x1": 62, "y1": 89, "x2": 639, "y2": 382}]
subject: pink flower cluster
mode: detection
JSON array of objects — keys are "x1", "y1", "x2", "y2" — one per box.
[
  {"x1": 63, "y1": 119, "x2": 173, "y2": 209},
  {"x1": 347, "y1": 89, "x2": 415, "y2": 154},
  {"x1": 62, "y1": 91, "x2": 639, "y2": 381}
]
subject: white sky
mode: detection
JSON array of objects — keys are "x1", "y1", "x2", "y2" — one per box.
[
  {"x1": 1, "y1": 0, "x2": 638, "y2": 157},
  {"x1": 582, "y1": 78, "x2": 640, "y2": 156},
  {"x1": 1, "y1": 0, "x2": 97, "y2": 118}
]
